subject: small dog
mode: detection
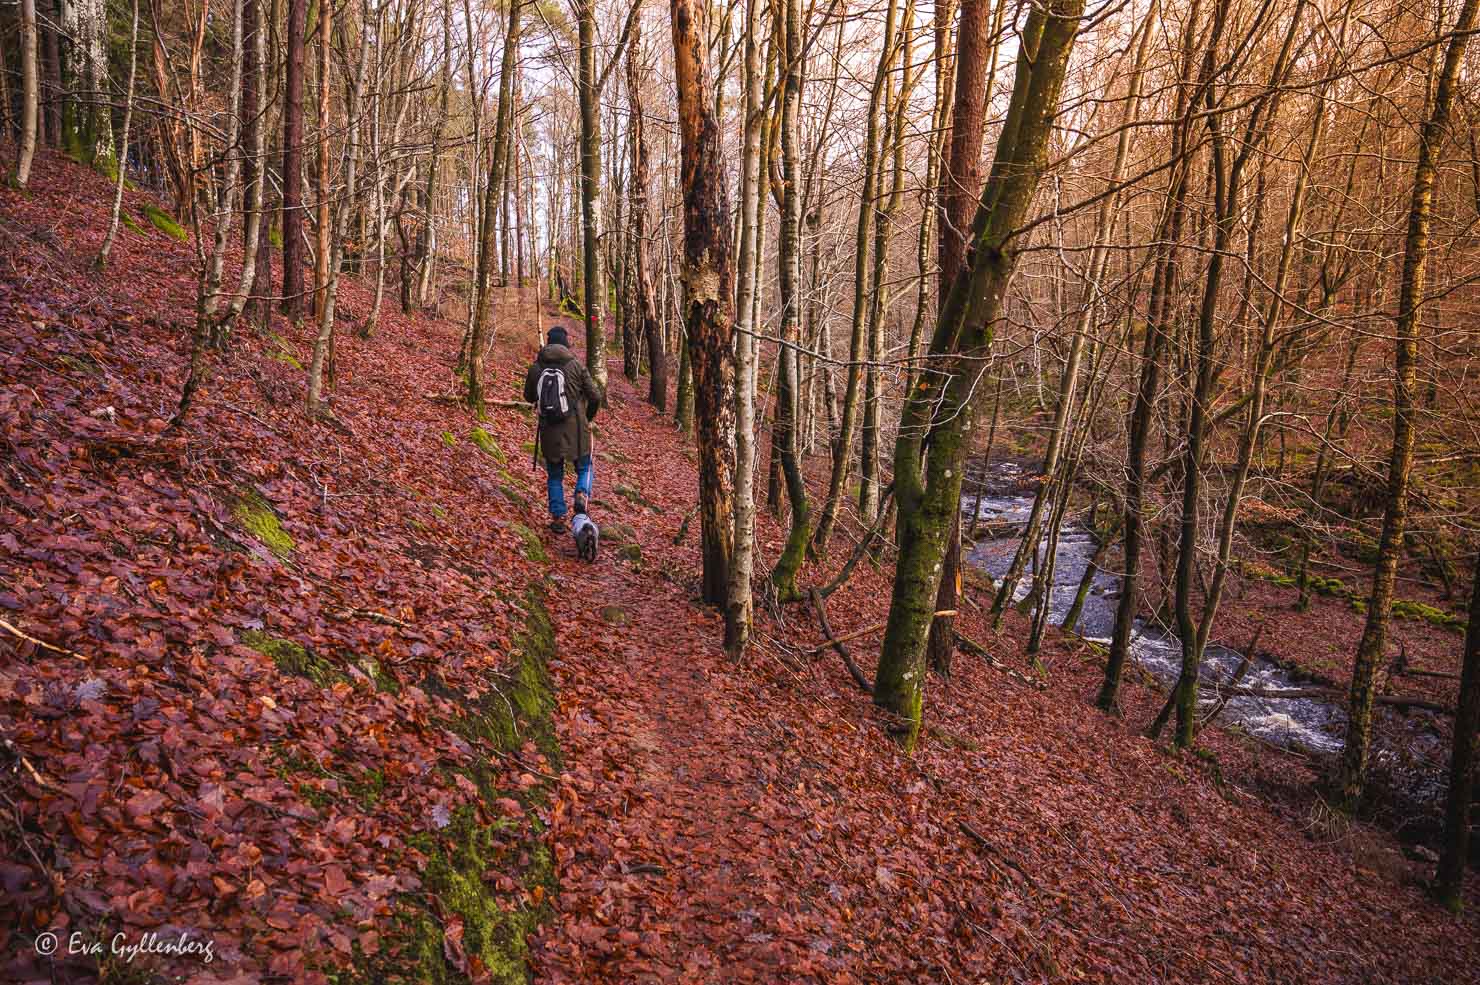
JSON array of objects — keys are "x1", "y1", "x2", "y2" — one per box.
[{"x1": 571, "y1": 494, "x2": 598, "y2": 562}]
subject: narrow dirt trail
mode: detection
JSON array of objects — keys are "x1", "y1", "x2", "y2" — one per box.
[{"x1": 530, "y1": 344, "x2": 843, "y2": 982}]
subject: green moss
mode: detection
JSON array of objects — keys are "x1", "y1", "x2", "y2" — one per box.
[
  {"x1": 1392, "y1": 599, "x2": 1467, "y2": 633},
  {"x1": 268, "y1": 224, "x2": 284, "y2": 249},
  {"x1": 600, "y1": 605, "x2": 628, "y2": 626},
  {"x1": 271, "y1": 349, "x2": 305, "y2": 371},
  {"x1": 470, "y1": 427, "x2": 507, "y2": 463},
  {"x1": 616, "y1": 543, "x2": 643, "y2": 565},
  {"x1": 511, "y1": 523, "x2": 546, "y2": 562},
  {"x1": 347, "y1": 767, "x2": 387, "y2": 809},
  {"x1": 142, "y1": 203, "x2": 188, "y2": 242},
  {"x1": 614, "y1": 483, "x2": 663, "y2": 513},
  {"x1": 120, "y1": 210, "x2": 145, "y2": 235},
  {"x1": 442, "y1": 431, "x2": 458, "y2": 448},
  {"x1": 431, "y1": 505, "x2": 449, "y2": 520},
  {"x1": 349, "y1": 596, "x2": 560, "y2": 985},
  {"x1": 359, "y1": 656, "x2": 401, "y2": 695},
  {"x1": 232, "y1": 489, "x2": 295, "y2": 557},
  {"x1": 243, "y1": 630, "x2": 347, "y2": 688}
]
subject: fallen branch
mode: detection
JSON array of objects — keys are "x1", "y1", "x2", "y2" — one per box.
[
  {"x1": 809, "y1": 588, "x2": 872, "y2": 693},
  {"x1": 808, "y1": 611, "x2": 956, "y2": 654},
  {"x1": 332, "y1": 607, "x2": 410, "y2": 629},
  {"x1": 1198, "y1": 683, "x2": 1453, "y2": 715},
  {"x1": 0, "y1": 618, "x2": 89, "y2": 661},
  {"x1": 958, "y1": 820, "x2": 1038, "y2": 889}
]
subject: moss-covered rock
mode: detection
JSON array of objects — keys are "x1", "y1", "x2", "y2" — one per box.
[
  {"x1": 600, "y1": 605, "x2": 628, "y2": 625},
  {"x1": 470, "y1": 427, "x2": 507, "y2": 463},
  {"x1": 142, "y1": 203, "x2": 188, "y2": 242},
  {"x1": 1392, "y1": 598, "x2": 1467, "y2": 633},
  {"x1": 616, "y1": 543, "x2": 643, "y2": 565},
  {"x1": 511, "y1": 522, "x2": 547, "y2": 563},
  {"x1": 242, "y1": 630, "x2": 346, "y2": 687},
  {"x1": 232, "y1": 488, "x2": 294, "y2": 557}
]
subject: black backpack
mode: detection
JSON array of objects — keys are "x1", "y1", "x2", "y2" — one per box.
[{"x1": 537, "y1": 364, "x2": 571, "y2": 421}]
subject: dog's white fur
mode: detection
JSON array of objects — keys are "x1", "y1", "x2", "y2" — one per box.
[{"x1": 571, "y1": 511, "x2": 598, "y2": 561}]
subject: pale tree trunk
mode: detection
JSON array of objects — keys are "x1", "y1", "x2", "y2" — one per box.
[
  {"x1": 13, "y1": 0, "x2": 39, "y2": 189},
  {"x1": 874, "y1": 0, "x2": 1083, "y2": 750},
  {"x1": 859, "y1": 0, "x2": 917, "y2": 525},
  {"x1": 218, "y1": 0, "x2": 269, "y2": 330},
  {"x1": 467, "y1": 0, "x2": 521, "y2": 415},
  {"x1": 416, "y1": 1, "x2": 453, "y2": 309},
  {"x1": 769, "y1": 0, "x2": 811, "y2": 600},
  {"x1": 306, "y1": 0, "x2": 336, "y2": 414},
  {"x1": 1342, "y1": 0, "x2": 1479, "y2": 806},
  {"x1": 671, "y1": 0, "x2": 737, "y2": 604},
  {"x1": 99, "y1": 0, "x2": 143, "y2": 267},
  {"x1": 201, "y1": 0, "x2": 246, "y2": 338},
  {"x1": 727, "y1": 0, "x2": 763, "y2": 658}
]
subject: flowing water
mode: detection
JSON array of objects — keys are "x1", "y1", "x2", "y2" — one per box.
[{"x1": 962, "y1": 464, "x2": 1347, "y2": 755}]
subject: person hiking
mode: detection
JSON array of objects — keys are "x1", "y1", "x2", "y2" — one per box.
[{"x1": 523, "y1": 326, "x2": 605, "y2": 532}]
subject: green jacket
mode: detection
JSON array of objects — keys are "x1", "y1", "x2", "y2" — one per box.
[{"x1": 523, "y1": 344, "x2": 603, "y2": 464}]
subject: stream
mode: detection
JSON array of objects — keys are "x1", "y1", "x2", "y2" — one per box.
[{"x1": 962, "y1": 463, "x2": 1348, "y2": 755}]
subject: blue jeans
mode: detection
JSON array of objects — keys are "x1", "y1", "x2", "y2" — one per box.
[{"x1": 546, "y1": 455, "x2": 594, "y2": 518}]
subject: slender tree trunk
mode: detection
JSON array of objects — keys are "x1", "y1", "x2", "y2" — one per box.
[
  {"x1": 201, "y1": 0, "x2": 247, "y2": 337},
  {"x1": 992, "y1": 0, "x2": 1155, "y2": 627},
  {"x1": 811, "y1": 0, "x2": 899, "y2": 554},
  {"x1": 671, "y1": 0, "x2": 737, "y2": 604},
  {"x1": 13, "y1": 0, "x2": 39, "y2": 189},
  {"x1": 281, "y1": 0, "x2": 308, "y2": 318},
  {"x1": 306, "y1": 0, "x2": 336, "y2": 414},
  {"x1": 579, "y1": 0, "x2": 609, "y2": 394},
  {"x1": 1342, "y1": 0, "x2": 1480, "y2": 806},
  {"x1": 727, "y1": 0, "x2": 763, "y2": 657},
  {"x1": 770, "y1": 0, "x2": 812, "y2": 600},
  {"x1": 467, "y1": 0, "x2": 521, "y2": 415},
  {"x1": 1098, "y1": 0, "x2": 1203, "y2": 714}
]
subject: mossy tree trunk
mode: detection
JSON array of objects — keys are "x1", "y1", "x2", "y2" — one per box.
[
  {"x1": 769, "y1": 0, "x2": 812, "y2": 602},
  {"x1": 874, "y1": 0, "x2": 1084, "y2": 750},
  {"x1": 924, "y1": 0, "x2": 997, "y2": 668}
]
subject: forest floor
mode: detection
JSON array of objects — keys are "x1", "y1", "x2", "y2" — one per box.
[{"x1": 2, "y1": 151, "x2": 1477, "y2": 984}]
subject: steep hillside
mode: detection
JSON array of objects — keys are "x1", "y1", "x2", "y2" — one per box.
[{"x1": 2, "y1": 152, "x2": 1477, "y2": 985}]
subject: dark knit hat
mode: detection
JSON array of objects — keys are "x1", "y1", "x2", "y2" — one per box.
[{"x1": 547, "y1": 326, "x2": 570, "y2": 347}]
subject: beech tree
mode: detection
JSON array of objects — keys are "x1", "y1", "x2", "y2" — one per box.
[{"x1": 874, "y1": 0, "x2": 1085, "y2": 749}]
